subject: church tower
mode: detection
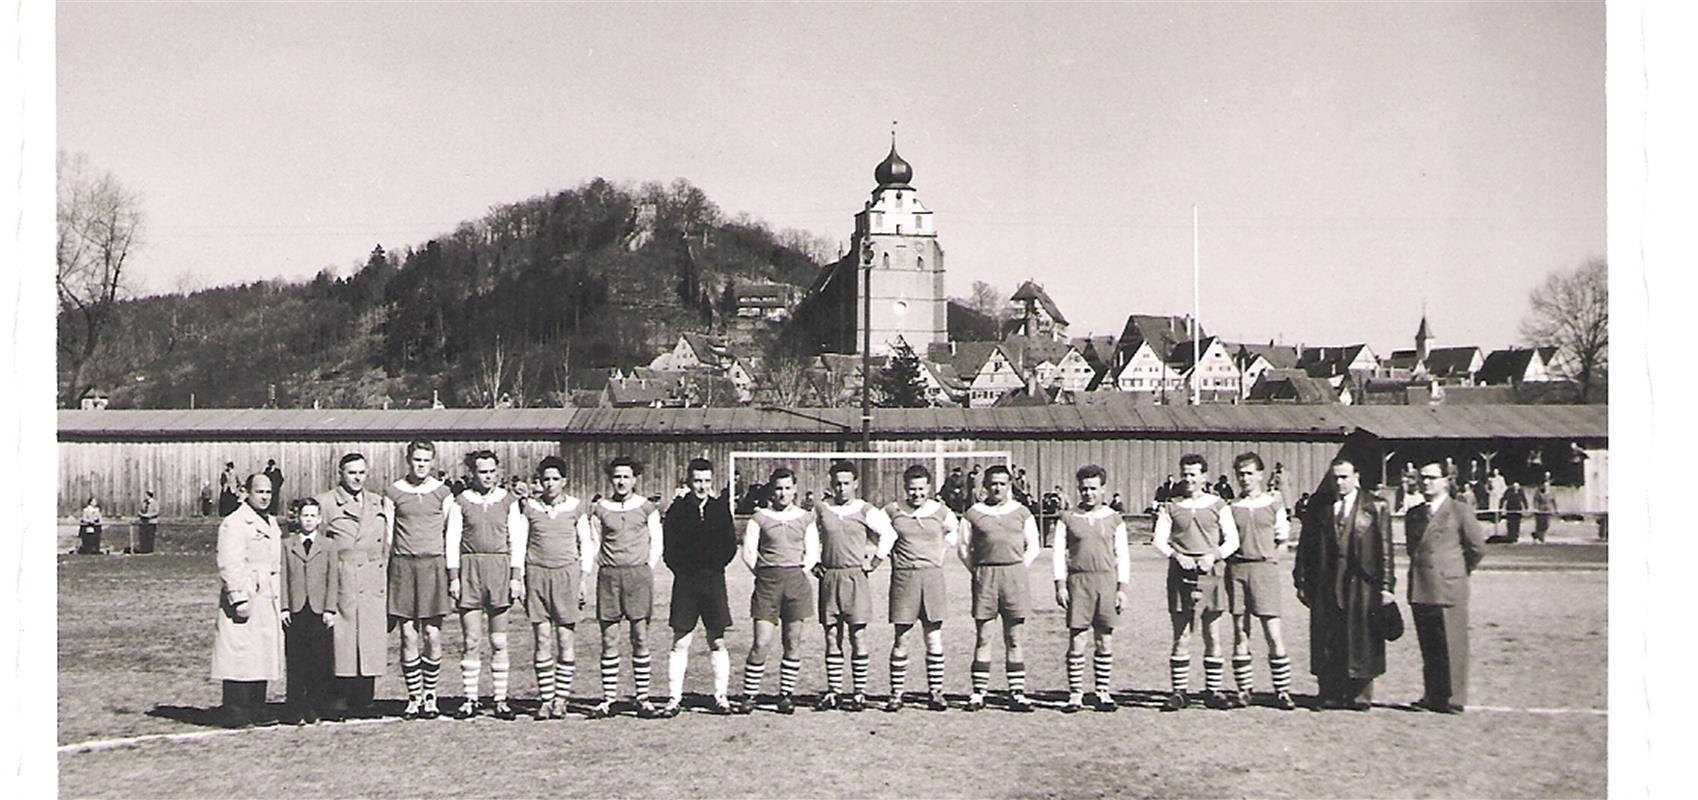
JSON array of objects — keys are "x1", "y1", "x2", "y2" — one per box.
[
  {"x1": 849, "y1": 137, "x2": 948, "y2": 355},
  {"x1": 1415, "y1": 314, "x2": 1434, "y2": 366},
  {"x1": 789, "y1": 135, "x2": 950, "y2": 356}
]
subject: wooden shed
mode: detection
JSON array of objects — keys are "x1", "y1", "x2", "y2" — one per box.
[{"x1": 58, "y1": 405, "x2": 1607, "y2": 517}]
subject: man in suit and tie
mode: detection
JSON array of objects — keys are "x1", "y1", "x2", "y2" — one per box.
[
  {"x1": 1405, "y1": 461, "x2": 1488, "y2": 713},
  {"x1": 282, "y1": 497, "x2": 338, "y2": 724},
  {"x1": 1294, "y1": 457, "x2": 1395, "y2": 710}
]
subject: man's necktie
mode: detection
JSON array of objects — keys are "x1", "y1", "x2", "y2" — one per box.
[{"x1": 303, "y1": 537, "x2": 313, "y2": 555}]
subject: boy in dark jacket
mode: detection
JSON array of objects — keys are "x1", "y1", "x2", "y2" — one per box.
[{"x1": 281, "y1": 497, "x2": 338, "y2": 724}]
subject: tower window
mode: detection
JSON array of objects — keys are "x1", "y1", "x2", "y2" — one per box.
[
  {"x1": 916, "y1": 255, "x2": 924, "y2": 270},
  {"x1": 882, "y1": 253, "x2": 890, "y2": 268},
  {"x1": 896, "y1": 224, "x2": 903, "y2": 235}
]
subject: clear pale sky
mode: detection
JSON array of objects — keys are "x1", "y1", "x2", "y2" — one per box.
[{"x1": 57, "y1": 1, "x2": 1604, "y2": 357}]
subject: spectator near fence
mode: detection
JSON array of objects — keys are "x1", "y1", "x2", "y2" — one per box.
[
  {"x1": 1532, "y1": 480, "x2": 1559, "y2": 543},
  {"x1": 77, "y1": 496, "x2": 103, "y2": 554},
  {"x1": 1493, "y1": 482, "x2": 1529, "y2": 545},
  {"x1": 136, "y1": 490, "x2": 160, "y2": 554}
]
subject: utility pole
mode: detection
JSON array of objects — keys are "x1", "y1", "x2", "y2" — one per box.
[{"x1": 860, "y1": 237, "x2": 874, "y2": 450}]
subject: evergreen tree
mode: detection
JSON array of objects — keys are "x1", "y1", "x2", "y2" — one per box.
[{"x1": 874, "y1": 341, "x2": 930, "y2": 408}]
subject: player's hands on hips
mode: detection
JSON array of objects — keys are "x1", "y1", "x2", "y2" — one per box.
[{"x1": 812, "y1": 564, "x2": 826, "y2": 580}]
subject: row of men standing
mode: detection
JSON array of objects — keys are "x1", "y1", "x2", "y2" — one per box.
[{"x1": 208, "y1": 445, "x2": 1487, "y2": 726}]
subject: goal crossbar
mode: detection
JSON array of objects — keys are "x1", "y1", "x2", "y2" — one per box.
[{"x1": 729, "y1": 449, "x2": 1013, "y2": 497}]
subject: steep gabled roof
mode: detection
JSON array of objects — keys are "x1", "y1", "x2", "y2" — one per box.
[
  {"x1": 1009, "y1": 280, "x2": 1070, "y2": 326},
  {"x1": 1297, "y1": 344, "x2": 1371, "y2": 378},
  {"x1": 1477, "y1": 348, "x2": 1542, "y2": 385},
  {"x1": 1422, "y1": 346, "x2": 1481, "y2": 379},
  {"x1": 681, "y1": 332, "x2": 733, "y2": 364},
  {"x1": 1165, "y1": 337, "x2": 1223, "y2": 373},
  {"x1": 1232, "y1": 343, "x2": 1300, "y2": 371},
  {"x1": 1116, "y1": 314, "x2": 1196, "y2": 363}
]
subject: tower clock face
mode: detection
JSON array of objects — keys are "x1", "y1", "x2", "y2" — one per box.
[{"x1": 892, "y1": 300, "x2": 909, "y2": 316}]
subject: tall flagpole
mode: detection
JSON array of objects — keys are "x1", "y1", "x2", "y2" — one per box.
[{"x1": 1192, "y1": 204, "x2": 1200, "y2": 406}]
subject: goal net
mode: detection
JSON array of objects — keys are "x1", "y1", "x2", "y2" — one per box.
[{"x1": 728, "y1": 449, "x2": 1013, "y2": 510}]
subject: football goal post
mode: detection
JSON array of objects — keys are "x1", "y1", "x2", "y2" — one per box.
[{"x1": 728, "y1": 448, "x2": 1013, "y2": 507}]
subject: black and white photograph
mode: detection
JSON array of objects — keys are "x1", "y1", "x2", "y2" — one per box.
[{"x1": 5, "y1": 0, "x2": 1686, "y2": 797}]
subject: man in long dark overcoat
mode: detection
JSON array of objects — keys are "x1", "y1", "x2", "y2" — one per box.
[{"x1": 1294, "y1": 457, "x2": 1395, "y2": 710}]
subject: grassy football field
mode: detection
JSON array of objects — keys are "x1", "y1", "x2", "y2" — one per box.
[{"x1": 57, "y1": 518, "x2": 1607, "y2": 798}]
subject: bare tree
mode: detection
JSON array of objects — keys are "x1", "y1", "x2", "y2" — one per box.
[
  {"x1": 1520, "y1": 258, "x2": 1608, "y2": 403},
  {"x1": 57, "y1": 151, "x2": 144, "y2": 407},
  {"x1": 967, "y1": 280, "x2": 1005, "y2": 319},
  {"x1": 472, "y1": 334, "x2": 511, "y2": 408}
]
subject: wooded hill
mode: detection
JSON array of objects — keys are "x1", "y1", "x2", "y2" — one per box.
[{"x1": 61, "y1": 179, "x2": 828, "y2": 409}]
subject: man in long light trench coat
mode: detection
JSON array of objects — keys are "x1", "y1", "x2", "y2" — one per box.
[
  {"x1": 318, "y1": 452, "x2": 392, "y2": 718},
  {"x1": 211, "y1": 473, "x2": 285, "y2": 728}
]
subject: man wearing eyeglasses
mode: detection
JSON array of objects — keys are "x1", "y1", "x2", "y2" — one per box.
[{"x1": 1404, "y1": 461, "x2": 1487, "y2": 713}]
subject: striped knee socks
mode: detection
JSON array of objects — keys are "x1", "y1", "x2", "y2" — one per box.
[
  {"x1": 461, "y1": 657, "x2": 481, "y2": 704},
  {"x1": 780, "y1": 658, "x2": 800, "y2": 697},
  {"x1": 1093, "y1": 652, "x2": 1113, "y2": 697},
  {"x1": 926, "y1": 652, "x2": 946, "y2": 695},
  {"x1": 889, "y1": 654, "x2": 909, "y2": 700},
  {"x1": 970, "y1": 660, "x2": 991, "y2": 697},
  {"x1": 1270, "y1": 654, "x2": 1293, "y2": 694},
  {"x1": 1006, "y1": 661, "x2": 1026, "y2": 696},
  {"x1": 535, "y1": 657, "x2": 556, "y2": 702},
  {"x1": 1203, "y1": 657, "x2": 1225, "y2": 694},
  {"x1": 555, "y1": 660, "x2": 575, "y2": 700},
  {"x1": 491, "y1": 651, "x2": 510, "y2": 702},
  {"x1": 742, "y1": 661, "x2": 766, "y2": 699},
  {"x1": 599, "y1": 654, "x2": 620, "y2": 703},
  {"x1": 421, "y1": 657, "x2": 440, "y2": 702},
  {"x1": 1066, "y1": 652, "x2": 1085, "y2": 696},
  {"x1": 403, "y1": 657, "x2": 423, "y2": 702},
  {"x1": 633, "y1": 655, "x2": 652, "y2": 701},
  {"x1": 1232, "y1": 655, "x2": 1255, "y2": 694},
  {"x1": 825, "y1": 653, "x2": 845, "y2": 694},
  {"x1": 1169, "y1": 656, "x2": 1191, "y2": 693}
]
